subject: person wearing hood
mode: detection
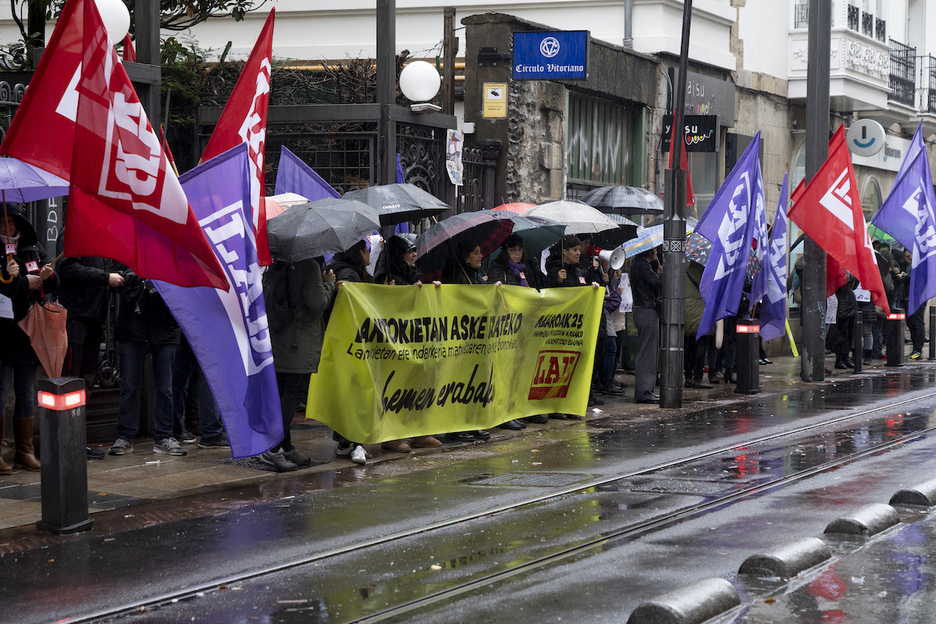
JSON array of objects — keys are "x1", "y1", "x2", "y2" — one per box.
[
  {"x1": 629, "y1": 246, "x2": 662, "y2": 403},
  {"x1": 326, "y1": 240, "x2": 376, "y2": 463},
  {"x1": 374, "y1": 234, "x2": 423, "y2": 286},
  {"x1": 0, "y1": 206, "x2": 58, "y2": 473}
]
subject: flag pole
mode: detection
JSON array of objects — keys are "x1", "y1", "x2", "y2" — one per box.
[
  {"x1": 1, "y1": 190, "x2": 13, "y2": 284},
  {"x1": 660, "y1": 0, "x2": 692, "y2": 408},
  {"x1": 801, "y1": 0, "x2": 832, "y2": 382}
]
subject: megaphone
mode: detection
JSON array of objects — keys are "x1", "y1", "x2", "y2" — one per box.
[{"x1": 597, "y1": 247, "x2": 626, "y2": 271}]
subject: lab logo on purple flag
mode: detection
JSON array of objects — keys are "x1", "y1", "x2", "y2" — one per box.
[
  {"x1": 695, "y1": 132, "x2": 764, "y2": 339},
  {"x1": 757, "y1": 174, "x2": 788, "y2": 342},
  {"x1": 155, "y1": 143, "x2": 283, "y2": 458}
]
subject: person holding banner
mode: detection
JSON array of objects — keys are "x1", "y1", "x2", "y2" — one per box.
[
  {"x1": 629, "y1": 246, "x2": 662, "y2": 404},
  {"x1": 264, "y1": 256, "x2": 336, "y2": 471},
  {"x1": 374, "y1": 234, "x2": 422, "y2": 286},
  {"x1": 0, "y1": 207, "x2": 58, "y2": 473},
  {"x1": 373, "y1": 235, "x2": 444, "y2": 451},
  {"x1": 327, "y1": 241, "x2": 379, "y2": 462},
  {"x1": 441, "y1": 241, "x2": 493, "y2": 440}
]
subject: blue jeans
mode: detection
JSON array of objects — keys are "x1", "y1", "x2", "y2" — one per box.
[
  {"x1": 0, "y1": 361, "x2": 37, "y2": 420},
  {"x1": 172, "y1": 340, "x2": 223, "y2": 440},
  {"x1": 116, "y1": 341, "x2": 177, "y2": 442}
]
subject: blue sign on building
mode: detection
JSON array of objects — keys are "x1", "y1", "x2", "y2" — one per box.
[{"x1": 512, "y1": 31, "x2": 589, "y2": 81}]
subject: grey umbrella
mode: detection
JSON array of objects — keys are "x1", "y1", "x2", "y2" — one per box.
[
  {"x1": 341, "y1": 183, "x2": 450, "y2": 225},
  {"x1": 581, "y1": 185, "x2": 664, "y2": 215},
  {"x1": 266, "y1": 197, "x2": 382, "y2": 263}
]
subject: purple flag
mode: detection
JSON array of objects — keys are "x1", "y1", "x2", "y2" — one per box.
[
  {"x1": 155, "y1": 143, "x2": 283, "y2": 458},
  {"x1": 274, "y1": 145, "x2": 340, "y2": 201},
  {"x1": 695, "y1": 132, "x2": 764, "y2": 339},
  {"x1": 757, "y1": 174, "x2": 789, "y2": 341},
  {"x1": 871, "y1": 122, "x2": 936, "y2": 315}
]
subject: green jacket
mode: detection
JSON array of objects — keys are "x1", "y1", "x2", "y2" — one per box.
[{"x1": 684, "y1": 261, "x2": 708, "y2": 337}]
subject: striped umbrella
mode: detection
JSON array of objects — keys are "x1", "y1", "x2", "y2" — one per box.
[
  {"x1": 621, "y1": 224, "x2": 664, "y2": 259},
  {"x1": 415, "y1": 211, "x2": 515, "y2": 277}
]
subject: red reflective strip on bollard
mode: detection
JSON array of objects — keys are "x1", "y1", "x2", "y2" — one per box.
[
  {"x1": 37, "y1": 389, "x2": 86, "y2": 411},
  {"x1": 888, "y1": 313, "x2": 906, "y2": 320},
  {"x1": 737, "y1": 324, "x2": 760, "y2": 334}
]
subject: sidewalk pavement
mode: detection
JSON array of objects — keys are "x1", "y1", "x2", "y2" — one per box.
[{"x1": 0, "y1": 348, "x2": 926, "y2": 544}]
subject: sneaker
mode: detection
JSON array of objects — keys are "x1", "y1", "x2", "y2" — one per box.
[
  {"x1": 198, "y1": 433, "x2": 231, "y2": 449},
  {"x1": 154, "y1": 438, "x2": 188, "y2": 456},
  {"x1": 909, "y1": 351, "x2": 922, "y2": 360},
  {"x1": 174, "y1": 430, "x2": 197, "y2": 444},
  {"x1": 335, "y1": 443, "x2": 353, "y2": 457},
  {"x1": 350, "y1": 445, "x2": 368, "y2": 464},
  {"x1": 108, "y1": 438, "x2": 133, "y2": 456},
  {"x1": 259, "y1": 450, "x2": 298, "y2": 472},
  {"x1": 283, "y1": 448, "x2": 312, "y2": 466}
]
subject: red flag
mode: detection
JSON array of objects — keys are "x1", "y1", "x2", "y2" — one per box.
[
  {"x1": 3, "y1": 0, "x2": 228, "y2": 290},
  {"x1": 201, "y1": 9, "x2": 275, "y2": 265},
  {"x1": 668, "y1": 121, "x2": 695, "y2": 207},
  {"x1": 0, "y1": 0, "x2": 84, "y2": 180},
  {"x1": 789, "y1": 178, "x2": 847, "y2": 298},
  {"x1": 122, "y1": 34, "x2": 136, "y2": 62},
  {"x1": 788, "y1": 127, "x2": 889, "y2": 314}
]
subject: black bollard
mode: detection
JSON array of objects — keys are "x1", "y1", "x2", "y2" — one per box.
[
  {"x1": 930, "y1": 307, "x2": 936, "y2": 361},
  {"x1": 853, "y1": 310, "x2": 863, "y2": 373},
  {"x1": 886, "y1": 309, "x2": 906, "y2": 367},
  {"x1": 35, "y1": 377, "x2": 94, "y2": 535},
  {"x1": 735, "y1": 318, "x2": 760, "y2": 394}
]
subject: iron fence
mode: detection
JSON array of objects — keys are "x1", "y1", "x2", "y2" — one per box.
[{"x1": 889, "y1": 39, "x2": 917, "y2": 107}]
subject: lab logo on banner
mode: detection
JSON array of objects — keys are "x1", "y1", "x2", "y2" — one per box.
[{"x1": 529, "y1": 351, "x2": 581, "y2": 400}]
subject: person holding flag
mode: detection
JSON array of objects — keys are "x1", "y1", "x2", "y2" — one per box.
[
  {"x1": 0, "y1": 0, "x2": 228, "y2": 292},
  {"x1": 869, "y1": 121, "x2": 936, "y2": 357},
  {"x1": 694, "y1": 132, "x2": 767, "y2": 342}
]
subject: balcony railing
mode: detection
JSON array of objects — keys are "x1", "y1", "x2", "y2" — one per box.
[
  {"x1": 847, "y1": 5, "x2": 859, "y2": 31},
  {"x1": 794, "y1": 3, "x2": 808, "y2": 29},
  {"x1": 890, "y1": 39, "x2": 917, "y2": 107},
  {"x1": 922, "y1": 56, "x2": 936, "y2": 114},
  {"x1": 861, "y1": 11, "x2": 873, "y2": 37},
  {"x1": 876, "y1": 18, "x2": 886, "y2": 43}
]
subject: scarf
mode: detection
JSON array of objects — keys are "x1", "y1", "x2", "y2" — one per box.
[{"x1": 508, "y1": 259, "x2": 527, "y2": 287}]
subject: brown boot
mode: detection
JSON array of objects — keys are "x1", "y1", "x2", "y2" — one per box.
[
  {"x1": 13, "y1": 417, "x2": 40, "y2": 472},
  {"x1": 0, "y1": 419, "x2": 10, "y2": 476}
]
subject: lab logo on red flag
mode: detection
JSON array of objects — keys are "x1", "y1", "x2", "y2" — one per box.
[
  {"x1": 201, "y1": 9, "x2": 275, "y2": 265},
  {"x1": 820, "y1": 169, "x2": 856, "y2": 229}
]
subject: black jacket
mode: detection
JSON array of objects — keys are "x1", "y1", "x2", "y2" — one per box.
[
  {"x1": 629, "y1": 255, "x2": 661, "y2": 310},
  {"x1": 0, "y1": 207, "x2": 59, "y2": 365},
  {"x1": 487, "y1": 257, "x2": 542, "y2": 288},
  {"x1": 114, "y1": 272, "x2": 180, "y2": 345},
  {"x1": 57, "y1": 257, "x2": 115, "y2": 321},
  {"x1": 544, "y1": 253, "x2": 584, "y2": 288}
]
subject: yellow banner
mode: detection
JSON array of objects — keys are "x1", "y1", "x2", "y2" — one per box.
[{"x1": 306, "y1": 283, "x2": 603, "y2": 443}]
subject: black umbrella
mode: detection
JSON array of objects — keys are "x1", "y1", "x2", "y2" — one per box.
[
  {"x1": 266, "y1": 197, "x2": 381, "y2": 263},
  {"x1": 581, "y1": 185, "x2": 664, "y2": 215},
  {"x1": 341, "y1": 183, "x2": 450, "y2": 225}
]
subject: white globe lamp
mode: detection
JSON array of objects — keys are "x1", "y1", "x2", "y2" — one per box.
[
  {"x1": 399, "y1": 60, "x2": 442, "y2": 112},
  {"x1": 94, "y1": 0, "x2": 131, "y2": 43}
]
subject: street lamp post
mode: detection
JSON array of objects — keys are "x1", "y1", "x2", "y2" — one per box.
[
  {"x1": 660, "y1": 0, "x2": 693, "y2": 408},
  {"x1": 801, "y1": 0, "x2": 831, "y2": 382}
]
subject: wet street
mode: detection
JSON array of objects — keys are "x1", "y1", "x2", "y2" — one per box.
[{"x1": 5, "y1": 363, "x2": 936, "y2": 623}]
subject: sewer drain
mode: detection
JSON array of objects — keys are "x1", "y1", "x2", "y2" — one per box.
[
  {"x1": 623, "y1": 477, "x2": 734, "y2": 496},
  {"x1": 463, "y1": 472, "x2": 594, "y2": 488}
]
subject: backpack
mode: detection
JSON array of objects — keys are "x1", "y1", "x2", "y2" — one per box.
[{"x1": 263, "y1": 262, "x2": 294, "y2": 331}]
